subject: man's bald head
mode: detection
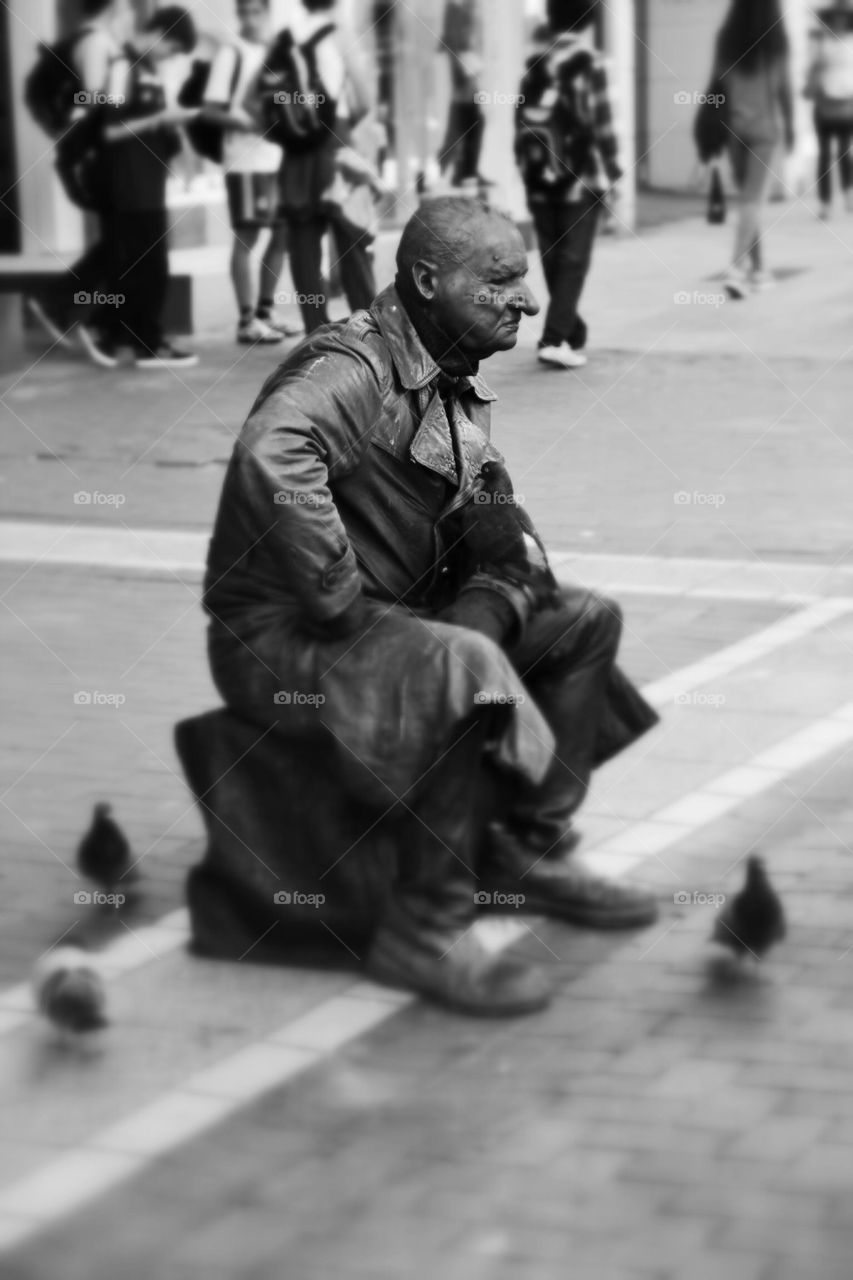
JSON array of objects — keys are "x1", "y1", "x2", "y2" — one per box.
[{"x1": 395, "y1": 198, "x2": 518, "y2": 284}]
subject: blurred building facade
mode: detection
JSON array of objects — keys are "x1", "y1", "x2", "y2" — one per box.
[{"x1": 0, "y1": 0, "x2": 826, "y2": 264}]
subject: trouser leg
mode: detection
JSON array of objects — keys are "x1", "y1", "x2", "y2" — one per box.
[
  {"x1": 530, "y1": 195, "x2": 600, "y2": 348},
  {"x1": 285, "y1": 215, "x2": 330, "y2": 331},
  {"x1": 329, "y1": 217, "x2": 377, "y2": 314},
  {"x1": 504, "y1": 589, "x2": 623, "y2": 852}
]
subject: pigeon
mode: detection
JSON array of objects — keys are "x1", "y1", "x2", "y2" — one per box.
[
  {"x1": 467, "y1": 461, "x2": 560, "y2": 607},
  {"x1": 712, "y1": 855, "x2": 786, "y2": 960},
  {"x1": 77, "y1": 802, "x2": 137, "y2": 893},
  {"x1": 33, "y1": 947, "x2": 108, "y2": 1034}
]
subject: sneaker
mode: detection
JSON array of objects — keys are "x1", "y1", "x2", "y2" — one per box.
[
  {"x1": 237, "y1": 317, "x2": 285, "y2": 345},
  {"x1": 749, "y1": 269, "x2": 775, "y2": 293},
  {"x1": 818, "y1": 203, "x2": 831, "y2": 221},
  {"x1": 256, "y1": 313, "x2": 302, "y2": 339},
  {"x1": 77, "y1": 324, "x2": 119, "y2": 369},
  {"x1": 25, "y1": 297, "x2": 76, "y2": 350},
  {"x1": 537, "y1": 343, "x2": 587, "y2": 370},
  {"x1": 722, "y1": 268, "x2": 749, "y2": 300},
  {"x1": 134, "y1": 342, "x2": 198, "y2": 369}
]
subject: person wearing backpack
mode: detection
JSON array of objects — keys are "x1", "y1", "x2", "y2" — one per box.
[
  {"x1": 516, "y1": 0, "x2": 621, "y2": 371},
  {"x1": 805, "y1": 6, "x2": 853, "y2": 219},
  {"x1": 93, "y1": 7, "x2": 200, "y2": 369},
  {"x1": 24, "y1": 0, "x2": 120, "y2": 362},
  {"x1": 270, "y1": 0, "x2": 377, "y2": 334},
  {"x1": 201, "y1": 0, "x2": 301, "y2": 345}
]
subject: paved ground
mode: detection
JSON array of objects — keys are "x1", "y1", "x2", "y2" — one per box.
[{"x1": 1, "y1": 195, "x2": 852, "y2": 1279}]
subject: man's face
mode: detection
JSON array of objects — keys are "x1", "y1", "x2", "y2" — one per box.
[
  {"x1": 427, "y1": 223, "x2": 539, "y2": 361},
  {"x1": 237, "y1": 0, "x2": 268, "y2": 41}
]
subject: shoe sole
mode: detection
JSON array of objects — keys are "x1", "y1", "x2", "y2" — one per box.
[
  {"x1": 237, "y1": 335, "x2": 285, "y2": 345},
  {"x1": 537, "y1": 354, "x2": 587, "y2": 370},
  {"x1": 491, "y1": 889, "x2": 660, "y2": 930},
  {"x1": 723, "y1": 282, "x2": 747, "y2": 300},
  {"x1": 77, "y1": 329, "x2": 118, "y2": 368},
  {"x1": 364, "y1": 952, "x2": 551, "y2": 1017},
  {"x1": 135, "y1": 357, "x2": 199, "y2": 369}
]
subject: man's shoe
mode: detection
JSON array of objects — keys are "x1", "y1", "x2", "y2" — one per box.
[
  {"x1": 485, "y1": 826, "x2": 659, "y2": 930},
  {"x1": 25, "y1": 297, "x2": 76, "y2": 350},
  {"x1": 237, "y1": 317, "x2": 285, "y2": 345},
  {"x1": 259, "y1": 312, "x2": 302, "y2": 339},
  {"x1": 77, "y1": 324, "x2": 119, "y2": 368},
  {"x1": 537, "y1": 343, "x2": 587, "y2": 370},
  {"x1": 135, "y1": 343, "x2": 198, "y2": 369},
  {"x1": 723, "y1": 268, "x2": 749, "y2": 299},
  {"x1": 366, "y1": 905, "x2": 551, "y2": 1017}
]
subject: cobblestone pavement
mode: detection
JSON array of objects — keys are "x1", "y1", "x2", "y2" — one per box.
[{"x1": 1, "y1": 200, "x2": 852, "y2": 1279}]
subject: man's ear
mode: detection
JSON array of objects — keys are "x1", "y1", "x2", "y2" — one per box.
[{"x1": 411, "y1": 259, "x2": 439, "y2": 302}]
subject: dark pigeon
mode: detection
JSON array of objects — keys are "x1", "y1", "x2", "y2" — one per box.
[
  {"x1": 77, "y1": 802, "x2": 136, "y2": 892},
  {"x1": 712, "y1": 855, "x2": 786, "y2": 959}
]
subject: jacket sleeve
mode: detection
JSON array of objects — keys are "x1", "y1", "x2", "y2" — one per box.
[{"x1": 238, "y1": 344, "x2": 386, "y2": 622}]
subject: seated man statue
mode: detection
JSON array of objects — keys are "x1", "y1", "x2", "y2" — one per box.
[{"x1": 192, "y1": 195, "x2": 659, "y2": 1018}]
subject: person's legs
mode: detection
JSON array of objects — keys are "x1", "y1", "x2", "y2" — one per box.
[
  {"x1": 230, "y1": 223, "x2": 261, "y2": 321},
  {"x1": 455, "y1": 103, "x2": 485, "y2": 184},
  {"x1": 329, "y1": 216, "x2": 377, "y2": 314},
  {"x1": 815, "y1": 116, "x2": 833, "y2": 209},
  {"x1": 530, "y1": 194, "x2": 600, "y2": 349},
  {"x1": 285, "y1": 215, "x2": 331, "y2": 332},
  {"x1": 119, "y1": 208, "x2": 169, "y2": 356},
  {"x1": 258, "y1": 219, "x2": 287, "y2": 305},
  {"x1": 726, "y1": 140, "x2": 775, "y2": 285},
  {"x1": 367, "y1": 711, "x2": 551, "y2": 1015},
  {"x1": 836, "y1": 124, "x2": 853, "y2": 203}
]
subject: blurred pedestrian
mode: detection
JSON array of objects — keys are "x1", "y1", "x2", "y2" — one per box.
[
  {"x1": 805, "y1": 6, "x2": 853, "y2": 218},
  {"x1": 97, "y1": 6, "x2": 200, "y2": 367},
  {"x1": 25, "y1": 0, "x2": 119, "y2": 361},
  {"x1": 515, "y1": 0, "x2": 621, "y2": 369},
  {"x1": 710, "y1": 0, "x2": 794, "y2": 299},
  {"x1": 202, "y1": 0, "x2": 301, "y2": 345},
  {"x1": 272, "y1": 0, "x2": 377, "y2": 334},
  {"x1": 438, "y1": 0, "x2": 486, "y2": 189}
]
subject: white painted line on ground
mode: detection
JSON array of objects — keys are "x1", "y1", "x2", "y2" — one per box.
[
  {"x1": 3, "y1": 695, "x2": 853, "y2": 1253},
  {"x1": 1, "y1": 597, "x2": 849, "y2": 1035},
  {"x1": 2, "y1": 520, "x2": 853, "y2": 604}
]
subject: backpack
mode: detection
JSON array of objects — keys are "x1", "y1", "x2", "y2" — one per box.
[
  {"x1": 515, "y1": 44, "x2": 595, "y2": 193},
  {"x1": 257, "y1": 24, "x2": 338, "y2": 154},
  {"x1": 24, "y1": 27, "x2": 92, "y2": 138},
  {"x1": 179, "y1": 48, "x2": 243, "y2": 164}
]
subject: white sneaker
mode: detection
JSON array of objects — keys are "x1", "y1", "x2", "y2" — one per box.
[
  {"x1": 722, "y1": 268, "x2": 749, "y2": 300},
  {"x1": 537, "y1": 344, "x2": 588, "y2": 370},
  {"x1": 260, "y1": 312, "x2": 302, "y2": 339},
  {"x1": 749, "y1": 269, "x2": 775, "y2": 293},
  {"x1": 77, "y1": 324, "x2": 119, "y2": 368},
  {"x1": 237, "y1": 317, "x2": 284, "y2": 345}
]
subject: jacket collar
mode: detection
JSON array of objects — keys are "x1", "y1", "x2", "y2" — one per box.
[{"x1": 371, "y1": 285, "x2": 497, "y2": 404}]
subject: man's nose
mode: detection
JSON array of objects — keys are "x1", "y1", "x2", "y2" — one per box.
[{"x1": 512, "y1": 280, "x2": 540, "y2": 317}]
